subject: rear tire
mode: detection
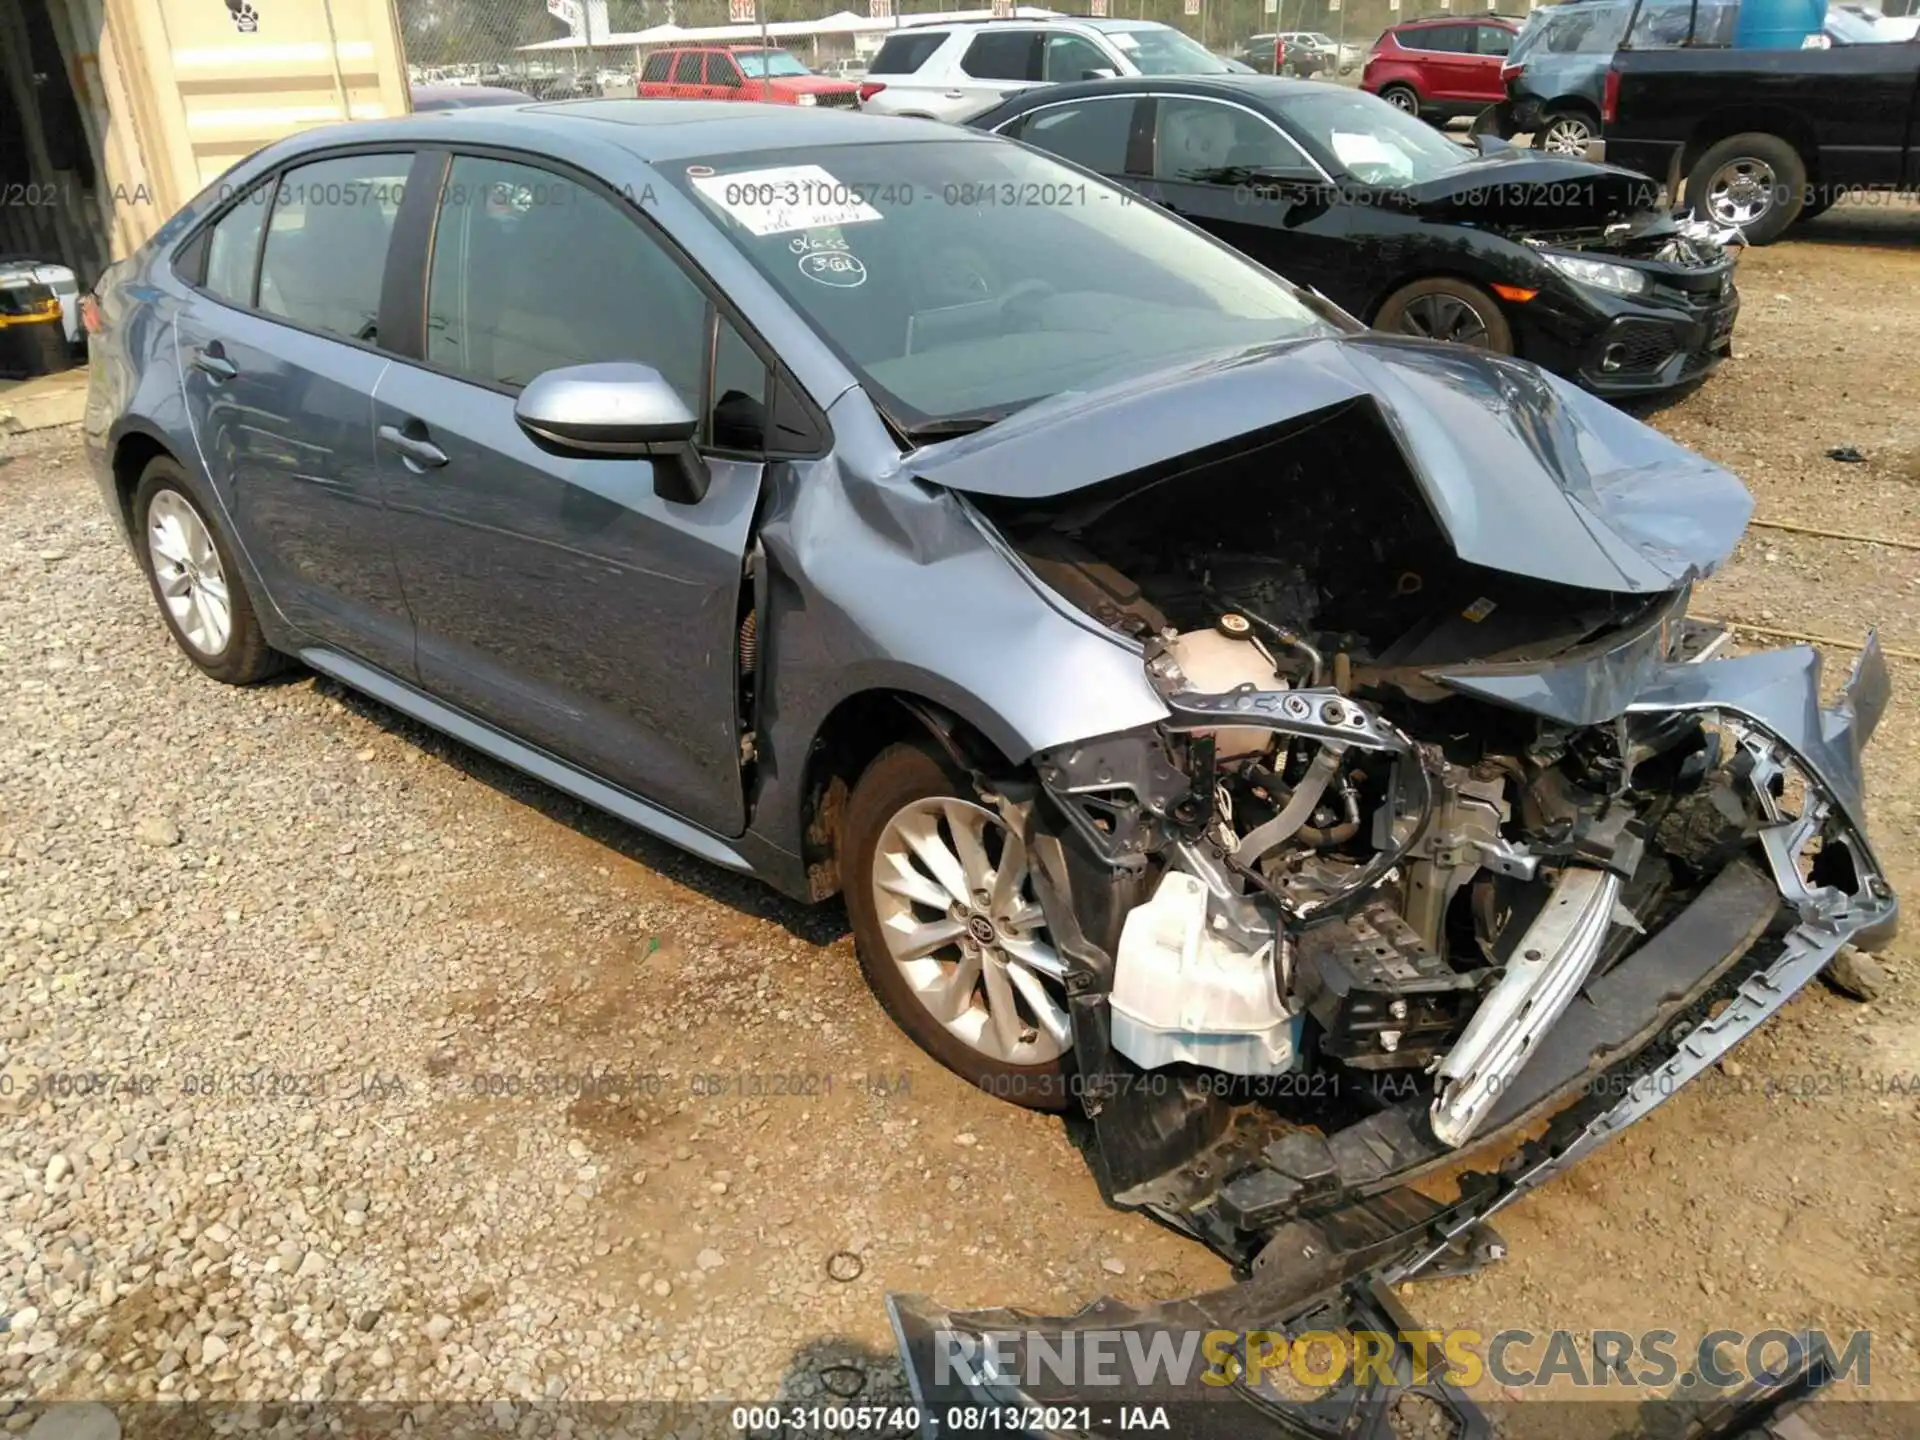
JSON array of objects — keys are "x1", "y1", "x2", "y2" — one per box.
[
  {"x1": 132, "y1": 457, "x2": 284, "y2": 685},
  {"x1": 1533, "y1": 107, "x2": 1597, "y2": 156},
  {"x1": 1683, "y1": 132, "x2": 1807, "y2": 245},
  {"x1": 1374, "y1": 277, "x2": 1514, "y2": 355},
  {"x1": 840, "y1": 742, "x2": 1074, "y2": 1111}
]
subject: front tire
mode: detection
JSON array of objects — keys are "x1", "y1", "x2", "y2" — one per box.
[
  {"x1": 132, "y1": 457, "x2": 283, "y2": 685},
  {"x1": 1380, "y1": 84, "x2": 1420, "y2": 116},
  {"x1": 1374, "y1": 276, "x2": 1515, "y2": 354},
  {"x1": 1684, "y1": 132, "x2": 1807, "y2": 245},
  {"x1": 841, "y1": 742, "x2": 1074, "y2": 1111}
]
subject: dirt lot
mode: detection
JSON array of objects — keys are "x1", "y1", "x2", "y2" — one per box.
[{"x1": 1, "y1": 204, "x2": 1917, "y2": 1434}]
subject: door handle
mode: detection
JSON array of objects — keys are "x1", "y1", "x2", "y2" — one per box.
[
  {"x1": 377, "y1": 423, "x2": 449, "y2": 469},
  {"x1": 191, "y1": 346, "x2": 237, "y2": 382},
  {"x1": 944, "y1": 89, "x2": 966, "y2": 98}
]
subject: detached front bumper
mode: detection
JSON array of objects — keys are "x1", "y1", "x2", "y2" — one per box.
[{"x1": 889, "y1": 631, "x2": 1895, "y2": 1434}]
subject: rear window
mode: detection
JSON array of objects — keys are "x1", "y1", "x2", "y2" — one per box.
[
  {"x1": 673, "y1": 51, "x2": 703, "y2": 84},
  {"x1": 1513, "y1": 2, "x2": 1631, "y2": 56},
  {"x1": 870, "y1": 31, "x2": 947, "y2": 74},
  {"x1": 640, "y1": 52, "x2": 671, "y2": 81}
]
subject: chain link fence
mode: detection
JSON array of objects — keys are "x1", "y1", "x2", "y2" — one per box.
[{"x1": 395, "y1": 0, "x2": 1528, "y2": 88}]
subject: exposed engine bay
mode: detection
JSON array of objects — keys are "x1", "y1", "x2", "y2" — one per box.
[
  {"x1": 1521, "y1": 212, "x2": 1745, "y2": 270},
  {"x1": 963, "y1": 401, "x2": 1895, "y2": 1258}
]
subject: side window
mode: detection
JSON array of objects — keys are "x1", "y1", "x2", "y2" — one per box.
[
  {"x1": 1408, "y1": 24, "x2": 1462, "y2": 52},
  {"x1": 673, "y1": 51, "x2": 703, "y2": 84},
  {"x1": 201, "y1": 187, "x2": 271, "y2": 306},
  {"x1": 961, "y1": 31, "x2": 1040, "y2": 81},
  {"x1": 870, "y1": 31, "x2": 947, "y2": 74},
  {"x1": 1042, "y1": 34, "x2": 1114, "y2": 82},
  {"x1": 640, "y1": 52, "x2": 671, "y2": 82},
  {"x1": 1153, "y1": 98, "x2": 1309, "y2": 182},
  {"x1": 1008, "y1": 99, "x2": 1136, "y2": 175},
  {"x1": 711, "y1": 316, "x2": 769, "y2": 451},
  {"x1": 706, "y1": 53, "x2": 743, "y2": 86},
  {"x1": 424, "y1": 155, "x2": 707, "y2": 405},
  {"x1": 1476, "y1": 24, "x2": 1514, "y2": 55},
  {"x1": 256, "y1": 152, "x2": 411, "y2": 343}
]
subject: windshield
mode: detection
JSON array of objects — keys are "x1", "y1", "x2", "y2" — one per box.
[
  {"x1": 671, "y1": 140, "x2": 1334, "y2": 430},
  {"x1": 1106, "y1": 25, "x2": 1234, "y2": 74},
  {"x1": 1275, "y1": 89, "x2": 1474, "y2": 187},
  {"x1": 735, "y1": 49, "x2": 811, "y2": 77}
]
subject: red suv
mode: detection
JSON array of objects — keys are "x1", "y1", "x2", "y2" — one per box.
[
  {"x1": 636, "y1": 46, "x2": 862, "y2": 107},
  {"x1": 1361, "y1": 17, "x2": 1518, "y2": 123}
]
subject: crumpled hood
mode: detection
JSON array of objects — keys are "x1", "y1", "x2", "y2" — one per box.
[
  {"x1": 910, "y1": 334, "x2": 1753, "y2": 594},
  {"x1": 1398, "y1": 150, "x2": 1664, "y2": 229}
]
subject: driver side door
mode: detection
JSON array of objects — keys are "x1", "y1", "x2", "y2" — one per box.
[
  {"x1": 1127, "y1": 96, "x2": 1358, "y2": 304},
  {"x1": 369, "y1": 152, "x2": 785, "y2": 838}
]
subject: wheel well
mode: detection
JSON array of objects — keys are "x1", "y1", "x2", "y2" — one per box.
[
  {"x1": 111, "y1": 431, "x2": 173, "y2": 534},
  {"x1": 1539, "y1": 96, "x2": 1599, "y2": 121},
  {"x1": 797, "y1": 689, "x2": 1010, "y2": 901},
  {"x1": 1680, "y1": 111, "x2": 1818, "y2": 189}
]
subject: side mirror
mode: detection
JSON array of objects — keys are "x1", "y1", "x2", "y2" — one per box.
[{"x1": 514, "y1": 362, "x2": 711, "y2": 503}]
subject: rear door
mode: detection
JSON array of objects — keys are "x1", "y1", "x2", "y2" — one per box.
[
  {"x1": 1409, "y1": 23, "x2": 1475, "y2": 102},
  {"x1": 1469, "y1": 23, "x2": 1514, "y2": 102},
  {"x1": 950, "y1": 30, "x2": 1045, "y2": 118},
  {"x1": 367, "y1": 151, "x2": 782, "y2": 837},
  {"x1": 173, "y1": 148, "x2": 419, "y2": 676}
]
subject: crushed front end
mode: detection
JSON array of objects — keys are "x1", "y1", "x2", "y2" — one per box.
[{"x1": 890, "y1": 366, "x2": 1895, "y2": 1433}]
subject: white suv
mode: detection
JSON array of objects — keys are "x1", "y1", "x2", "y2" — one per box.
[{"x1": 858, "y1": 19, "x2": 1233, "y2": 123}]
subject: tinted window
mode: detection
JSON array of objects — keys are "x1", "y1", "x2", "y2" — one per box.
[
  {"x1": 1008, "y1": 98, "x2": 1136, "y2": 173},
  {"x1": 256, "y1": 153, "x2": 410, "y2": 342},
  {"x1": 706, "y1": 53, "x2": 742, "y2": 85},
  {"x1": 1401, "y1": 23, "x2": 1468, "y2": 51},
  {"x1": 424, "y1": 155, "x2": 706, "y2": 401},
  {"x1": 870, "y1": 31, "x2": 947, "y2": 74},
  {"x1": 1475, "y1": 23, "x2": 1514, "y2": 54},
  {"x1": 672, "y1": 52, "x2": 703, "y2": 83},
  {"x1": 1042, "y1": 33, "x2": 1114, "y2": 81},
  {"x1": 1153, "y1": 98, "x2": 1311, "y2": 181},
  {"x1": 1627, "y1": 0, "x2": 1737, "y2": 47},
  {"x1": 202, "y1": 188, "x2": 271, "y2": 305},
  {"x1": 641, "y1": 52, "x2": 671, "y2": 81},
  {"x1": 962, "y1": 31, "x2": 1040, "y2": 80}
]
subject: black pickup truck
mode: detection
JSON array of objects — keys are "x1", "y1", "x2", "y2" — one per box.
[{"x1": 1600, "y1": 39, "x2": 1920, "y2": 243}]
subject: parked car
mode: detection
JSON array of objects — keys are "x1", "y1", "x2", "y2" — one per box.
[
  {"x1": 976, "y1": 76, "x2": 1741, "y2": 396},
  {"x1": 818, "y1": 55, "x2": 869, "y2": 81},
  {"x1": 1282, "y1": 31, "x2": 1358, "y2": 74},
  {"x1": 84, "y1": 101, "x2": 1897, "y2": 1370},
  {"x1": 1601, "y1": 17, "x2": 1920, "y2": 241},
  {"x1": 1235, "y1": 32, "x2": 1325, "y2": 76},
  {"x1": 859, "y1": 18, "x2": 1232, "y2": 121},
  {"x1": 637, "y1": 46, "x2": 862, "y2": 107},
  {"x1": 409, "y1": 83, "x2": 533, "y2": 112},
  {"x1": 1491, "y1": 0, "x2": 1628, "y2": 153},
  {"x1": 1361, "y1": 15, "x2": 1520, "y2": 122}
]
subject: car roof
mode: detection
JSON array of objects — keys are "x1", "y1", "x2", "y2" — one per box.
[
  {"x1": 268, "y1": 101, "x2": 975, "y2": 166},
  {"x1": 900, "y1": 14, "x2": 1168, "y2": 29},
  {"x1": 1393, "y1": 12, "x2": 1519, "y2": 23}
]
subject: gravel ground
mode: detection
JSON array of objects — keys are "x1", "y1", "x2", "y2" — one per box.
[{"x1": 2, "y1": 203, "x2": 1918, "y2": 1433}]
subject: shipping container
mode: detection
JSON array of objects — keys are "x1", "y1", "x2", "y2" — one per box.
[{"x1": 0, "y1": 0, "x2": 411, "y2": 285}]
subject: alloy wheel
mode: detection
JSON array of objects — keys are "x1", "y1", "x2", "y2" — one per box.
[
  {"x1": 1539, "y1": 116, "x2": 1592, "y2": 155},
  {"x1": 1705, "y1": 157, "x2": 1778, "y2": 228},
  {"x1": 146, "y1": 489, "x2": 232, "y2": 656},
  {"x1": 1397, "y1": 291, "x2": 1492, "y2": 347},
  {"x1": 1385, "y1": 88, "x2": 1417, "y2": 113},
  {"x1": 870, "y1": 796, "x2": 1069, "y2": 1066}
]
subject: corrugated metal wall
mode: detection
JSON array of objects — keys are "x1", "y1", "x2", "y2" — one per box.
[{"x1": 0, "y1": 0, "x2": 411, "y2": 285}]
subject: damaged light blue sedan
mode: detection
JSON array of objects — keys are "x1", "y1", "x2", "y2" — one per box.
[{"x1": 82, "y1": 103, "x2": 1894, "y2": 1369}]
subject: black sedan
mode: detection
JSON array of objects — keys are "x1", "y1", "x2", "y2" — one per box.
[{"x1": 969, "y1": 76, "x2": 1743, "y2": 397}]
